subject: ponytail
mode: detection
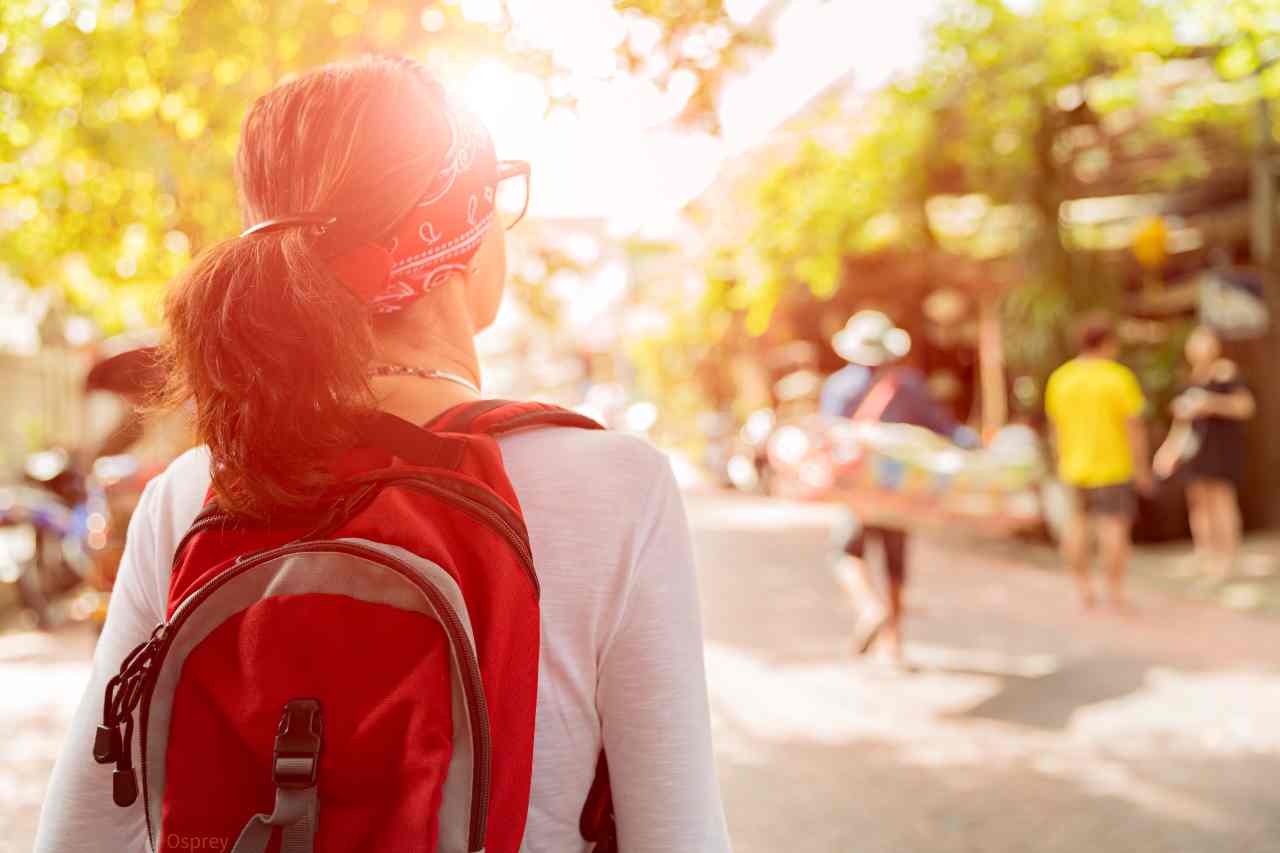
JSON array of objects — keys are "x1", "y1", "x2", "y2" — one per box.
[
  {"x1": 157, "y1": 228, "x2": 374, "y2": 520},
  {"x1": 157, "y1": 57, "x2": 456, "y2": 519}
]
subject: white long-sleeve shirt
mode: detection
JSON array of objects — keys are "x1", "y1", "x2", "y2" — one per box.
[{"x1": 35, "y1": 427, "x2": 731, "y2": 853}]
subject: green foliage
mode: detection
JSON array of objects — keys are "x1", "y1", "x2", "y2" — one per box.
[
  {"x1": 0, "y1": 0, "x2": 748, "y2": 331},
  {"x1": 745, "y1": 99, "x2": 935, "y2": 322},
  {"x1": 724, "y1": 0, "x2": 1278, "y2": 370}
]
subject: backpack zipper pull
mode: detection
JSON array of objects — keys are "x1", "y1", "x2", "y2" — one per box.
[
  {"x1": 111, "y1": 660, "x2": 152, "y2": 807},
  {"x1": 93, "y1": 722, "x2": 122, "y2": 765},
  {"x1": 112, "y1": 768, "x2": 138, "y2": 808},
  {"x1": 95, "y1": 625, "x2": 166, "y2": 805},
  {"x1": 94, "y1": 669, "x2": 125, "y2": 765},
  {"x1": 112, "y1": 716, "x2": 139, "y2": 807}
]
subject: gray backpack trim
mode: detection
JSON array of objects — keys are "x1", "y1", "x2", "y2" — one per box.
[
  {"x1": 229, "y1": 784, "x2": 318, "y2": 853},
  {"x1": 142, "y1": 539, "x2": 481, "y2": 853}
]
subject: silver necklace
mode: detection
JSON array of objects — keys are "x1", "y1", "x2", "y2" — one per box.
[{"x1": 369, "y1": 363, "x2": 481, "y2": 395}]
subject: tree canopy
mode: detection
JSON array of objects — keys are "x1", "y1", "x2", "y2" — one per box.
[
  {"x1": 726, "y1": 0, "x2": 1278, "y2": 368},
  {"x1": 0, "y1": 0, "x2": 753, "y2": 331}
]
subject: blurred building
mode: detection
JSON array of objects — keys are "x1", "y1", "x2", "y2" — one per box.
[{"x1": 0, "y1": 280, "x2": 92, "y2": 470}]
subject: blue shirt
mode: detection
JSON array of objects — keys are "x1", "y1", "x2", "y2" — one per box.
[
  {"x1": 819, "y1": 364, "x2": 873, "y2": 419},
  {"x1": 820, "y1": 365, "x2": 965, "y2": 441}
]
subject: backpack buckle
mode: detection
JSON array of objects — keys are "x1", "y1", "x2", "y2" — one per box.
[{"x1": 273, "y1": 698, "x2": 323, "y2": 789}]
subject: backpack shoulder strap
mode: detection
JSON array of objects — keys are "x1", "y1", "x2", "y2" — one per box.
[
  {"x1": 355, "y1": 411, "x2": 470, "y2": 468},
  {"x1": 429, "y1": 399, "x2": 605, "y2": 436},
  {"x1": 850, "y1": 370, "x2": 903, "y2": 423},
  {"x1": 430, "y1": 401, "x2": 612, "y2": 848}
]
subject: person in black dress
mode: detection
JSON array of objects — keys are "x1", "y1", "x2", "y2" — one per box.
[{"x1": 1155, "y1": 326, "x2": 1256, "y2": 578}]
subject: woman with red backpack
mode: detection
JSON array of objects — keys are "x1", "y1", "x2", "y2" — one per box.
[{"x1": 37, "y1": 57, "x2": 730, "y2": 853}]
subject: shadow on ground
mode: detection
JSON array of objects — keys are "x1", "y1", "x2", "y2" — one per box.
[{"x1": 942, "y1": 656, "x2": 1150, "y2": 730}]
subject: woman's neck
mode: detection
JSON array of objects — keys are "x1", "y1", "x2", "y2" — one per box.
[
  {"x1": 370, "y1": 343, "x2": 483, "y2": 426},
  {"x1": 372, "y1": 375, "x2": 481, "y2": 426},
  {"x1": 370, "y1": 287, "x2": 486, "y2": 426}
]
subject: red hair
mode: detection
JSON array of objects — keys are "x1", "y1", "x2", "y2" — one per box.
[{"x1": 159, "y1": 57, "x2": 453, "y2": 519}]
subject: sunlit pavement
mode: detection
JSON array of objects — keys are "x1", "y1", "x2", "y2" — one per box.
[
  {"x1": 5, "y1": 493, "x2": 1280, "y2": 852},
  {"x1": 0, "y1": 621, "x2": 95, "y2": 853},
  {"x1": 690, "y1": 492, "x2": 1280, "y2": 853}
]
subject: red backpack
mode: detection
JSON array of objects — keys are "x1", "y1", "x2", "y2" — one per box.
[{"x1": 93, "y1": 401, "x2": 619, "y2": 853}]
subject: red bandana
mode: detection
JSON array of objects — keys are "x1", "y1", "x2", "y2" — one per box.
[{"x1": 328, "y1": 103, "x2": 499, "y2": 313}]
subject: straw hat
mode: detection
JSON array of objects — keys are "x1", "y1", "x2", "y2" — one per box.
[{"x1": 832, "y1": 310, "x2": 912, "y2": 366}]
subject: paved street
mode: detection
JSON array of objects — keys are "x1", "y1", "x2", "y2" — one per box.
[
  {"x1": 4, "y1": 491, "x2": 1280, "y2": 852},
  {"x1": 0, "y1": 617, "x2": 96, "y2": 853},
  {"x1": 691, "y1": 493, "x2": 1280, "y2": 853}
]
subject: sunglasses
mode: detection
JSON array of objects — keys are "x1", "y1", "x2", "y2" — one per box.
[{"x1": 496, "y1": 160, "x2": 531, "y2": 230}]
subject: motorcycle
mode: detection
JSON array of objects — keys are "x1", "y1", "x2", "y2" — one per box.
[
  {"x1": 0, "y1": 450, "x2": 111, "y2": 628},
  {"x1": 1, "y1": 334, "x2": 171, "y2": 630}
]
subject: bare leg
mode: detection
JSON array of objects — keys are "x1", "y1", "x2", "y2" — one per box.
[
  {"x1": 834, "y1": 554, "x2": 884, "y2": 615},
  {"x1": 1096, "y1": 514, "x2": 1134, "y2": 611},
  {"x1": 1186, "y1": 481, "x2": 1213, "y2": 572},
  {"x1": 834, "y1": 554, "x2": 886, "y2": 653},
  {"x1": 1207, "y1": 481, "x2": 1242, "y2": 579},
  {"x1": 1060, "y1": 504, "x2": 1094, "y2": 608},
  {"x1": 878, "y1": 530, "x2": 908, "y2": 664},
  {"x1": 880, "y1": 576, "x2": 905, "y2": 662}
]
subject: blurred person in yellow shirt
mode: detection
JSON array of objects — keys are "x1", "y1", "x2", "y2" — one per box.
[{"x1": 1045, "y1": 314, "x2": 1153, "y2": 610}]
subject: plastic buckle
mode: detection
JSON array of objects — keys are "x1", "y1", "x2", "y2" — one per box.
[{"x1": 272, "y1": 698, "x2": 323, "y2": 789}]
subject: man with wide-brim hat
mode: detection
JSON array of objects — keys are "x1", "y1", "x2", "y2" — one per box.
[
  {"x1": 820, "y1": 311, "x2": 973, "y2": 665},
  {"x1": 830, "y1": 310, "x2": 913, "y2": 371}
]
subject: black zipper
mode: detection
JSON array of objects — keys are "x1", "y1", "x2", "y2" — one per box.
[{"x1": 137, "y1": 539, "x2": 492, "y2": 851}]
